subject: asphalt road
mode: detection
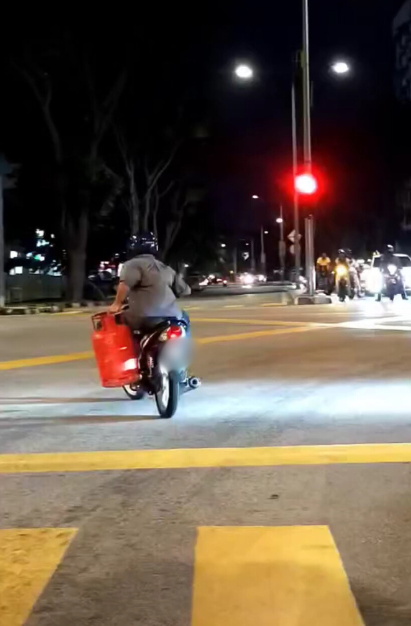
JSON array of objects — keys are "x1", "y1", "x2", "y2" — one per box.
[{"x1": 2, "y1": 294, "x2": 411, "y2": 625}]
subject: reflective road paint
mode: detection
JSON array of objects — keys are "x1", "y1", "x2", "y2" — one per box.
[
  {"x1": 0, "y1": 528, "x2": 77, "y2": 626},
  {"x1": 192, "y1": 526, "x2": 364, "y2": 626},
  {"x1": 2, "y1": 443, "x2": 411, "y2": 474}
]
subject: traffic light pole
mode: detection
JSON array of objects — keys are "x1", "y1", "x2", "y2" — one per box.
[
  {"x1": 301, "y1": 0, "x2": 316, "y2": 296},
  {"x1": 291, "y1": 80, "x2": 300, "y2": 284}
]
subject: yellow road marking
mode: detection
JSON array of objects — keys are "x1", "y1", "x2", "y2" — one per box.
[
  {"x1": 223, "y1": 304, "x2": 245, "y2": 308},
  {"x1": 0, "y1": 528, "x2": 76, "y2": 626},
  {"x1": 0, "y1": 351, "x2": 94, "y2": 371},
  {"x1": 0, "y1": 325, "x2": 315, "y2": 370},
  {"x1": 192, "y1": 526, "x2": 364, "y2": 626},
  {"x1": 192, "y1": 316, "x2": 314, "y2": 326},
  {"x1": 261, "y1": 302, "x2": 284, "y2": 306},
  {"x1": 196, "y1": 325, "x2": 315, "y2": 344},
  {"x1": 2, "y1": 443, "x2": 411, "y2": 474}
]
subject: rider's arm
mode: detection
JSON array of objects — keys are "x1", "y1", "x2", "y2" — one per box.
[
  {"x1": 109, "y1": 261, "x2": 141, "y2": 312},
  {"x1": 113, "y1": 281, "x2": 129, "y2": 307}
]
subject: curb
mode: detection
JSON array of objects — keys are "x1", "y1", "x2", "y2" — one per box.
[{"x1": 295, "y1": 293, "x2": 332, "y2": 305}]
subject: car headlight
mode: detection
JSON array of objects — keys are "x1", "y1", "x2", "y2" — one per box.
[
  {"x1": 336, "y1": 265, "x2": 347, "y2": 277},
  {"x1": 402, "y1": 267, "x2": 411, "y2": 288},
  {"x1": 241, "y1": 273, "x2": 255, "y2": 285}
]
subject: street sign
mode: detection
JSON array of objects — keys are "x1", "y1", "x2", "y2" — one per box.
[
  {"x1": 288, "y1": 230, "x2": 302, "y2": 244},
  {"x1": 242, "y1": 252, "x2": 250, "y2": 260}
]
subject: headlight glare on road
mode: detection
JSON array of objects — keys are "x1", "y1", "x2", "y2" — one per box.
[{"x1": 366, "y1": 268, "x2": 383, "y2": 294}]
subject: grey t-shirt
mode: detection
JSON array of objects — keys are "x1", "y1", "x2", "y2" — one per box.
[{"x1": 120, "y1": 255, "x2": 190, "y2": 325}]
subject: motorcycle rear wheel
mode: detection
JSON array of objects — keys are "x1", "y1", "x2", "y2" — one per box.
[
  {"x1": 123, "y1": 384, "x2": 145, "y2": 400},
  {"x1": 155, "y1": 367, "x2": 179, "y2": 418}
]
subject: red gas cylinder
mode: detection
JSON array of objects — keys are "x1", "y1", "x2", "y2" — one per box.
[{"x1": 91, "y1": 312, "x2": 139, "y2": 387}]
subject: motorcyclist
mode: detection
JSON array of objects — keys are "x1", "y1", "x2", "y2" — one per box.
[
  {"x1": 316, "y1": 252, "x2": 331, "y2": 271},
  {"x1": 380, "y1": 244, "x2": 400, "y2": 271},
  {"x1": 316, "y1": 253, "x2": 331, "y2": 292},
  {"x1": 109, "y1": 232, "x2": 191, "y2": 329},
  {"x1": 335, "y1": 248, "x2": 348, "y2": 267},
  {"x1": 379, "y1": 244, "x2": 407, "y2": 300},
  {"x1": 334, "y1": 249, "x2": 351, "y2": 295}
]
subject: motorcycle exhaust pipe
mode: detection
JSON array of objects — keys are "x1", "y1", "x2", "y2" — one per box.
[{"x1": 188, "y1": 376, "x2": 201, "y2": 389}]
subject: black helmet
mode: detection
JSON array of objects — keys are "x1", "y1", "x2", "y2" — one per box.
[
  {"x1": 385, "y1": 244, "x2": 394, "y2": 254},
  {"x1": 127, "y1": 232, "x2": 158, "y2": 257},
  {"x1": 338, "y1": 248, "x2": 345, "y2": 256}
]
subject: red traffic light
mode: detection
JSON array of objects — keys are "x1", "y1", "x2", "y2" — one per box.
[{"x1": 295, "y1": 172, "x2": 318, "y2": 195}]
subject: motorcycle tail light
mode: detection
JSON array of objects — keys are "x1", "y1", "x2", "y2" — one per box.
[
  {"x1": 158, "y1": 325, "x2": 184, "y2": 342},
  {"x1": 167, "y1": 325, "x2": 183, "y2": 340}
]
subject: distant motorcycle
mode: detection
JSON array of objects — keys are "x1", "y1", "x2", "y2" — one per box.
[
  {"x1": 335, "y1": 264, "x2": 353, "y2": 302},
  {"x1": 376, "y1": 265, "x2": 405, "y2": 302}
]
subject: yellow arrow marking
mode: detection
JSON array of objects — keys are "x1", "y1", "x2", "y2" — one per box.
[
  {"x1": 0, "y1": 527, "x2": 77, "y2": 626},
  {"x1": 192, "y1": 526, "x2": 364, "y2": 626}
]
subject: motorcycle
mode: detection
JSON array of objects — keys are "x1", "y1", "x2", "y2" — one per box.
[
  {"x1": 376, "y1": 265, "x2": 405, "y2": 302},
  {"x1": 122, "y1": 318, "x2": 200, "y2": 418},
  {"x1": 335, "y1": 264, "x2": 353, "y2": 302},
  {"x1": 92, "y1": 312, "x2": 200, "y2": 419}
]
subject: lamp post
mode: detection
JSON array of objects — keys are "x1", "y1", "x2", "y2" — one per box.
[{"x1": 301, "y1": 0, "x2": 316, "y2": 297}]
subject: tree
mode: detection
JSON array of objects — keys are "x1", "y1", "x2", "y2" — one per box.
[{"x1": 15, "y1": 38, "x2": 127, "y2": 302}]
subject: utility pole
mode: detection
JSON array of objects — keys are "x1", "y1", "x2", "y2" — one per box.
[
  {"x1": 250, "y1": 238, "x2": 256, "y2": 273},
  {"x1": 232, "y1": 245, "x2": 238, "y2": 275},
  {"x1": 291, "y1": 80, "x2": 300, "y2": 284},
  {"x1": 278, "y1": 205, "x2": 286, "y2": 281},
  {"x1": 260, "y1": 227, "x2": 266, "y2": 275},
  {"x1": 302, "y1": 0, "x2": 316, "y2": 296}
]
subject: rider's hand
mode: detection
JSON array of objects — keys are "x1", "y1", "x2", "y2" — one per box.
[{"x1": 108, "y1": 302, "x2": 122, "y2": 315}]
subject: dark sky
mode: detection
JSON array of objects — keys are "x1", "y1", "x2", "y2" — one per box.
[{"x1": 0, "y1": 0, "x2": 406, "y2": 253}]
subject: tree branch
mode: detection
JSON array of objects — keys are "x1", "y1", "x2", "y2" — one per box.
[{"x1": 16, "y1": 63, "x2": 63, "y2": 163}]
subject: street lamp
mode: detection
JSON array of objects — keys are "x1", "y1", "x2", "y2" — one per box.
[
  {"x1": 331, "y1": 60, "x2": 350, "y2": 75},
  {"x1": 234, "y1": 64, "x2": 254, "y2": 80},
  {"x1": 252, "y1": 194, "x2": 259, "y2": 199}
]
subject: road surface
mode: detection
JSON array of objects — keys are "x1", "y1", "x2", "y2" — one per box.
[{"x1": 1, "y1": 293, "x2": 411, "y2": 625}]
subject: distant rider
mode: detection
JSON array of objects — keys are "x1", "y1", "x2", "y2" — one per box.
[
  {"x1": 380, "y1": 244, "x2": 407, "y2": 300},
  {"x1": 316, "y1": 252, "x2": 331, "y2": 291},
  {"x1": 316, "y1": 252, "x2": 331, "y2": 272}
]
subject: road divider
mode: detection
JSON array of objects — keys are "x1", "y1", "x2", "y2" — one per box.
[{"x1": 2, "y1": 443, "x2": 411, "y2": 474}]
